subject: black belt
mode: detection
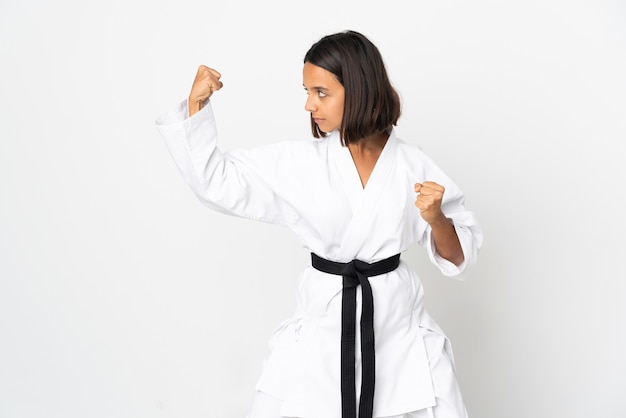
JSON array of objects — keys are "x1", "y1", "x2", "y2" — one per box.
[{"x1": 311, "y1": 252, "x2": 401, "y2": 418}]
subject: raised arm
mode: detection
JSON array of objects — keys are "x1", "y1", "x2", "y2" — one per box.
[{"x1": 155, "y1": 66, "x2": 299, "y2": 225}]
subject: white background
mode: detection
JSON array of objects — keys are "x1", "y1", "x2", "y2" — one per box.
[{"x1": 1, "y1": 1, "x2": 625, "y2": 417}]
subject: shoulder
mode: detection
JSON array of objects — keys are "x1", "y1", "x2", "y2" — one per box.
[
  {"x1": 392, "y1": 131, "x2": 455, "y2": 180},
  {"x1": 392, "y1": 131, "x2": 431, "y2": 163}
]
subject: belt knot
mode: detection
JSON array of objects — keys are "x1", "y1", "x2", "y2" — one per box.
[{"x1": 341, "y1": 260, "x2": 369, "y2": 288}]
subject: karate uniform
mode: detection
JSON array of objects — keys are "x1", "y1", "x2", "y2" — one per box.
[{"x1": 155, "y1": 100, "x2": 483, "y2": 418}]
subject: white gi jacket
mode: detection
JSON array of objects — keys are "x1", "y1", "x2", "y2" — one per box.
[{"x1": 155, "y1": 100, "x2": 483, "y2": 418}]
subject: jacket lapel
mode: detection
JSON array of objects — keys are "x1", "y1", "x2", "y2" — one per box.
[{"x1": 330, "y1": 130, "x2": 398, "y2": 260}]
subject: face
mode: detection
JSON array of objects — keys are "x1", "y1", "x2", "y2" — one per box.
[{"x1": 303, "y1": 62, "x2": 345, "y2": 133}]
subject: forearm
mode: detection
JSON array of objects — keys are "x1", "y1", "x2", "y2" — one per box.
[{"x1": 429, "y1": 215, "x2": 464, "y2": 266}]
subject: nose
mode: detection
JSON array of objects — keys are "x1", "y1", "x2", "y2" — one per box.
[{"x1": 304, "y1": 94, "x2": 316, "y2": 112}]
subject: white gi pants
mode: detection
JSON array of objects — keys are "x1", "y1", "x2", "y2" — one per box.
[{"x1": 246, "y1": 327, "x2": 469, "y2": 418}]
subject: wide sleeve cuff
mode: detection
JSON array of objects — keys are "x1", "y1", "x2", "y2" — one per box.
[{"x1": 424, "y1": 212, "x2": 483, "y2": 280}]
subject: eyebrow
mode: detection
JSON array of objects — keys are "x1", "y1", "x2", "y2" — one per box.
[{"x1": 303, "y1": 85, "x2": 330, "y2": 91}]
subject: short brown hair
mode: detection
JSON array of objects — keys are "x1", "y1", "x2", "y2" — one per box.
[{"x1": 304, "y1": 30, "x2": 401, "y2": 145}]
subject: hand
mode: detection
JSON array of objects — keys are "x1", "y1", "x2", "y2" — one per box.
[
  {"x1": 414, "y1": 181, "x2": 447, "y2": 225},
  {"x1": 188, "y1": 65, "x2": 223, "y2": 116}
]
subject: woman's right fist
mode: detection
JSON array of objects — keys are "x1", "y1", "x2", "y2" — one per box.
[{"x1": 188, "y1": 65, "x2": 223, "y2": 116}]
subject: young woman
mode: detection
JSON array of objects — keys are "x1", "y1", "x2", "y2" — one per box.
[{"x1": 156, "y1": 30, "x2": 483, "y2": 418}]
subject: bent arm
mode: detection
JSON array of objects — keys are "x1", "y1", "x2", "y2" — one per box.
[
  {"x1": 414, "y1": 157, "x2": 483, "y2": 278},
  {"x1": 155, "y1": 100, "x2": 298, "y2": 224}
]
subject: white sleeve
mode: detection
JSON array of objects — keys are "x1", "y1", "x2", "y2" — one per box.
[
  {"x1": 155, "y1": 100, "x2": 299, "y2": 225},
  {"x1": 423, "y1": 209, "x2": 483, "y2": 279}
]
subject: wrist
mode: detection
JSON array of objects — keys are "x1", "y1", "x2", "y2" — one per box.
[
  {"x1": 188, "y1": 97, "x2": 204, "y2": 117},
  {"x1": 429, "y1": 213, "x2": 452, "y2": 229}
]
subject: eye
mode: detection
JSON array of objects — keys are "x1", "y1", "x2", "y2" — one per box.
[{"x1": 303, "y1": 87, "x2": 328, "y2": 97}]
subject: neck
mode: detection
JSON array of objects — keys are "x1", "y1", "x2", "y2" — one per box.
[{"x1": 347, "y1": 131, "x2": 389, "y2": 155}]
